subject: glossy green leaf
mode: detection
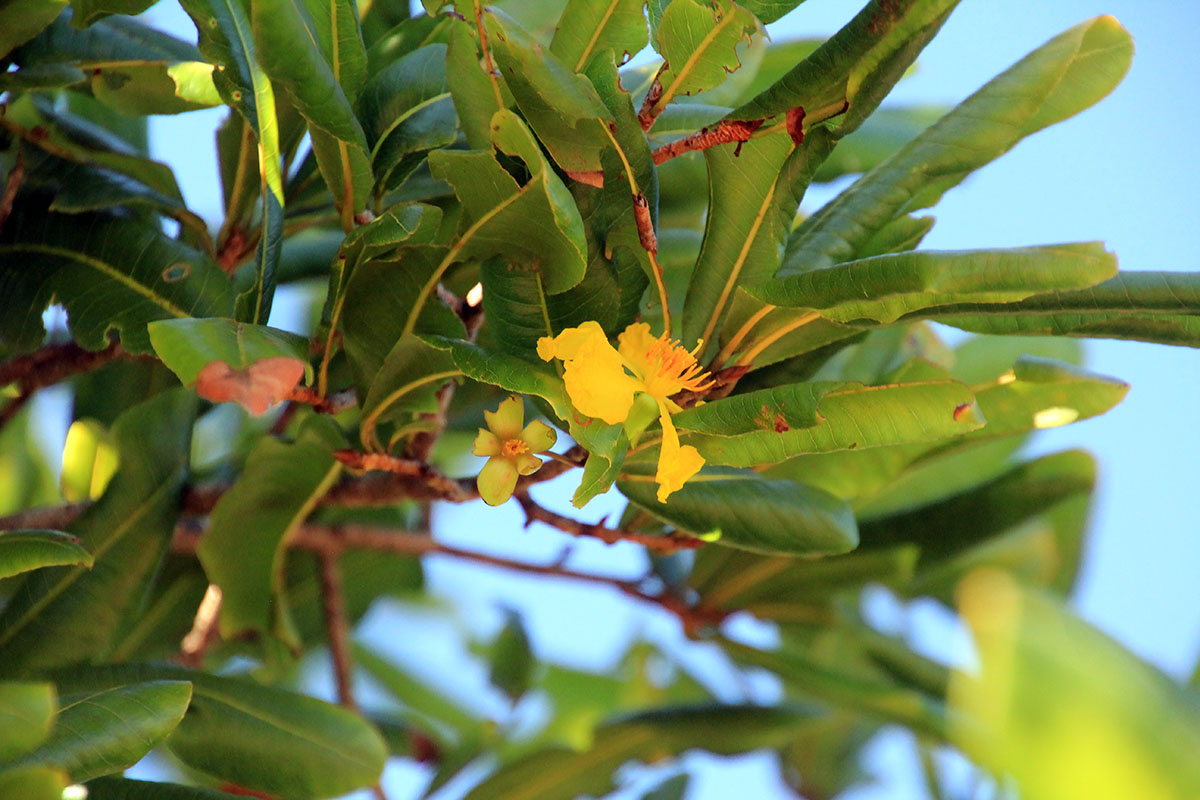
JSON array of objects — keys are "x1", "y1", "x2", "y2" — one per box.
[
  {"x1": 15, "y1": 11, "x2": 199, "y2": 63},
  {"x1": 0, "y1": 0, "x2": 68, "y2": 59},
  {"x1": 428, "y1": 110, "x2": 588, "y2": 294},
  {"x1": 198, "y1": 422, "x2": 342, "y2": 645},
  {"x1": 619, "y1": 467, "x2": 858, "y2": 556},
  {"x1": 487, "y1": 9, "x2": 613, "y2": 172},
  {"x1": 733, "y1": 0, "x2": 957, "y2": 123},
  {"x1": 444, "y1": 18, "x2": 505, "y2": 149},
  {"x1": 179, "y1": 0, "x2": 284, "y2": 323},
  {"x1": 672, "y1": 379, "x2": 982, "y2": 467},
  {"x1": 0, "y1": 766, "x2": 69, "y2": 800},
  {"x1": 647, "y1": 0, "x2": 758, "y2": 122},
  {"x1": 54, "y1": 664, "x2": 388, "y2": 798},
  {"x1": 783, "y1": 15, "x2": 1133, "y2": 272},
  {"x1": 549, "y1": 0, "x2": 648, "y2": 73},
  {"x1": 251, "y1": 0, "x2": 373, "y2": 222},
  {"x1": 148, "y1": 318, "x2": 310, "y2": 386},
  {"x1": 89, "y1": 61, "x2": 222, "y2": 115},
  {"x1": 752, "y1": 244, "x2": 1118, "y2": 323},
  {"x1": 0, "y1": 390, "x2": 195, "y2": 677},
  {"x1": 87, "y1": 777, "x2": 242, "y2": 799},
  {"x1": 5, "y1": 681, "x2": 192, "y2": 782},
  {"x1": 359, "y1": 333, "x2": 461, "y2": 451},
  {"x1": 301, "y1": 0, "x2": 368, "y2": 102},
  {"x1": 360, "y1": 44, "x2": 457, "y2": 195},
  {"x1": 950, "y1": 572, "x2": 1200, "y2": 800},
  {"x1": 0, "y1": 206, "x2": 233, "y2": 355},
  {"x1": 70, "y1": 0, "x2": 156, "y2": 26},
  {"x1": 0, "y1": 530, "x2": 93, "y2": 580},
  {"x1": 812, "y1": 105, "x2": 946, "y2": 182},
  {"x1": 464, "y1": 704, "x2": 820, "y2": 800},
  {"x1": 0, "y1": 681, "x2": 57, "y2": 760}
]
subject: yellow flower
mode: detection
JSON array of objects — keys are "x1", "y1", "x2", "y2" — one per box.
[
  {"x1": 537, "y1": 321, "x2": 710, "y2": 502},
  {"x1": 474, "y1": 396, "x2": 557, "y2": 506}
]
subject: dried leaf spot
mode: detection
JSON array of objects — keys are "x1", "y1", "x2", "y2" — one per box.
[
  {"x1": 785, "y1": 107, "x2": 806, "y2": 146},
  {"x1": 194, "y1": 356, "x2": 306, "y2": 416},
  {"x1": 773, "y1": 415, "x2": 789, "y2": 433},
  {"x1": 953, "y1": 403, "x2": 975, "y2": 422},
  {"x1": 162, "y1": 262, "x2": 191, "y2": 282}
]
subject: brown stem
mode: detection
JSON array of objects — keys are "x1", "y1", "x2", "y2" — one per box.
[
  {"x1": 515, "y1": 493, "x2": 703, "y2": 553},
  {"x1": 0, "y1": 340, "x2": 138, "y2": 392},
  {"x1": 0, "y1": 147, "x2": 26, "y2": 234},
  {"x1": 288, "y1": 387, "x2": 358, "y2": 415},
  {"x1": 650, "y1": 119, "x2": 766, "y2": 165},
  {"x1": 637, "y1": 65, "x2": 668, "y2": 131},
  {"x1": 318, "y1": 546, "x2": 357, "y2": 710}
]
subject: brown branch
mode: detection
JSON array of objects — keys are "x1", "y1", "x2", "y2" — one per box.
[
  {"x1": 515, "y1": 493, "x2": 703, "y2": 553},
  {"x1": 637, "y1": 64, "x2": 668, "y2": 131},
  {"x1": 288, "y1": 386, "x2": 357, "y2": 414},
  {"x1": 0, "y1": 340, "x2": 142, "y2": 394},
  {"x1": 650, "y1": 119, "x2": 766, "y2": 165},
  {"x1": 0, "y1": 147, "x2": 25, "y2": 234},
  {"x1": 317, "y1": 546, "x2": 357, "y2": 710}
]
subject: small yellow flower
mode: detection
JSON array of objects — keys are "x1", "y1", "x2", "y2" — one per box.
[
  {"x1": 474, "y1": 396, "x2": 557, "y2": 506},
  {"x1": 537, "y1": 321, "x2": 710, "y2": 502}
]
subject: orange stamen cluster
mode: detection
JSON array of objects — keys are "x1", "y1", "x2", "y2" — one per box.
[
  {"x1": 643, "y1": 333, "x2": 712, "y2": 397},
  {"x1": 502, "y1": 439, "x2": 530, "y2": 457}
]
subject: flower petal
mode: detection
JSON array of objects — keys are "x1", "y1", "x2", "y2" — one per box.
[
  {"x1": 561, "y1": 330, "x2": 641, "y2": 425},
  {"x1": 514, "y1": 453, "x2": 543, "y2": 476},
  {"x1": 616, "y1": 321, "x2": 657, "y2": 380},
  {"x1": 477, "y1": 456, "x2": 519, "y2": 506},
  {"x1": 484, "y1": 395, "x2": 525, "y2": 440},
  {"x1": 654, "y1": 405, "x2": 705, "y2": 503},
  {"x1": 520, "y1": 419, "x2": 557, "y2": 453},
  {"x1": 537, "y1": 320, "x2": 609, "y2": 362},
  {"x1": 472, "y1": 428, "x2": 501, "y2": 457}
]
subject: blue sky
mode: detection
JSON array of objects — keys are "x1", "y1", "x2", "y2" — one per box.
[{"x1": 137, "y1": 1, "x2": 1200, "y2": 797}]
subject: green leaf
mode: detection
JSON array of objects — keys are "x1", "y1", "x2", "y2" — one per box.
[
  {"x1": 928, "y1": 270, "x2": 1200, "y2": 348},
  {"x1": 489, "y1": 608, "x2": 534, "y2": 703},
  {"x1": 179, "y1": 0, "x2": 285, "y2": 323},
  {"x1": 198, "y1": 424, "x2": 342, "y2": 646},
  {"x1": 301, "y1": 0, "x2": 368, "y2": 103},
  {"x1": 0, "y1": 766, "x2": 69, "y2": 800},
  {"x1": 751, "y1": 244, "x2": 1118, "y2": 323},
  {"x1": 0, "y1": 390, "x2": 195, "y2": 677},
  {"x1": 16, "y1": 11, "x2": 200, "y2": 64},
  {"x1": 549, "y1": 0, "x2": 648, "y2": 73},
  {"x1": 69, "y1": 0, "x2": 156, "y2": 27},
  {"x1": 444, "y1": 18, "x2": 505, "y2": 149},
  {"x1": 359, "y1": 43, "x2": 457, "y2": 195},
  {"x1": 464, "y1": 704, "x2": 819, "y2": 800},
  {"x1": 359, "y1": 333, "x2": 461, "y2": 451},
  {"x1": 0, "y1": 681, "x2": 57, "y2": 760},
  {"x1": 0, "y1": 0, "x2": 68, "y2": 60},
  {"x1": 672, "y1": 379, "x2": 982, "y2": 467},
  {"x1": 251, "y1": 0, "x2": 373, "y2": 223},
  {"x1": 732, "y1": 0, "x2": 957, "y2": 123},
  {"x1": 487, "y1": 9, "x2": 614, "y2": 172},
  {"x1": 619, "y1": 467, "x2": 857, "y2": 556},
  {"x1": 55, "y1": 664, "x2": 388, "y2": 798},
  {"x1": 428, "y1": 110, "x2": 588, "y2": 294},
  {"x1": 148, "y1": 318, "x2": 311, "y2": 386},
  {"x1": 782, "y1": 15, "x2": 1133, "y2": 273},
  {"x1": 0, "y1": 206, "x2": 233, "y2": 355},
  {"x1": 950, "y1": 572, "x2": 1200, "y2": 800},
  {"x1": 647, "y1": 0, "x2": 758, "y2": 122},
  {"x1": 4, "y1": 681, "x2": 192, "y2": 782},
  {"x1": 738, "y1": 0, "x2": 808, "y2": 24},
  {"x1": 89, "y1": 61, "x2": 222, "y2": 115},
  {"x1": 0, "y1": 530, "x2": 93, "y2": 580},
  {"x1": 812, "y1": 105, "x2": 946, "y2": 182},
  {"x1": 87, "y1": 777, "x2": 242, "y2": 799}
]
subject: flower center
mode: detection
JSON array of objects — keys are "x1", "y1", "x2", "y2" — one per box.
[
  {"x1": 501, "y1": 439, "x2": 529, "y2": 457},
  {"x1": 640, "y1": 333, "x2": 712, "y2": 398}
]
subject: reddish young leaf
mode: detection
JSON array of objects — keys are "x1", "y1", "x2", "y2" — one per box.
[{"x1": 194, "y1": 356, "x2": 306, "y2": 415}]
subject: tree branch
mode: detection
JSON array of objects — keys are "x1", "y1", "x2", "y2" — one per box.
[
  {"x1": 515, "y1": 493, "x2": 703, "y2": 553},
  {"x1": 0, "y1": 340, "x2": 142, "y2": 395},
  {"x1": 317, "y1": 546, "x2": 357, "y2": 710}
]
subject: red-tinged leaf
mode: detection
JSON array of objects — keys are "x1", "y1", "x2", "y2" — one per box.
[{"x1": 194, "y1": 357, "x2": 305, "y2": 416}]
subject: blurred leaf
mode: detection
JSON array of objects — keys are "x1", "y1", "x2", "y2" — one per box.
[
  {"x1": 0, "y1": 530, "x2": 93, "y2": 580},
  {"x1": 429, "y1": 110, "x2": 587, "y2": 294},
  {"x1": 751, "y1": 244, "x2": 1117, "y2": 323},
  {"x1": 0, "y1": 406, "x2": 59, "y2": 516},
  {"x1": 0, "y1": 0, "x2": 68, "y2": 59},
  {"x1": 0, "y1": 205, "x2": 233, "y2": 355},
  {"x1": 489, "y1": 608, "x2": 535, "y2": 703},
  {"x1": 55, "y1": 664, "x2": 388, "y2": 798},
  {"x1": 647, "y1": 0, "x2": 758, "y2": 120},
  {"x1": 639, "y1": 772, "x2": 690, "y2": 800},
  {"x1": 70, "y1": 0, "x2": 157, "y2": 27},
  {"x1": 0, "y1": 681, "x2": 57, "y2": 760},
  {"x1": 783, "y1": 15, "x2": 1133, "y2": 272},
  {"x1": 365, "y1": 13, "x2": 444, "y2": 74},
  {"x1": 0, "y1": 390, "x2": 195, "y2": 677},
  {"x1": 86, "y1": 777, "x2": 242, "y2": 799},
  {"x1": 619, "y1": 467, "x2": 858, "y2": 556},
  {"x1": 3, "y1": 681, "x2": 192, "y2": 782},
  {"x1": 487, "y1": 9, "x2": 613, "y2": 172},
  {"x1": 549, "y1": 0, "x2": 648, "y2": 73},
  {"x1": 148, "y1": 318, "x2": 311, "y2": 387},
  {"x1": 951, "y1": 571, "x2": 1200, "y2": 800},
  {"x1": 0, "y1": 766, "x2": 69, "y2": 800},
  {"x1": 359, "y1": 44, "x2": 457, "y2": 195},
  {"x1": 198, "y1": 422, "x2": 342, "y2": 646},
  {"x1": 673, "y1": 379, "x2": 982, "y2": 467}
]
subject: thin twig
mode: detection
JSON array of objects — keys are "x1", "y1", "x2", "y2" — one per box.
[
  {"x1": 650, "y1": 119, "x2": 765, "y2": 164},
  {"x1": 317, "y1": 546, "x2": 357, "y2": 710},
  {"x1": 515, "y1": 493, "x2": 703, "y2": 553},
  {"x1": 0, "y1": 340, "x2": 139, "y2": 393},
  {"x1": 177, "y1": 583, "x2": 223, "y2": 668},
  {"x1": 288, "y1": 386, "x2": 358, "y2": 414},
  {"x1": 637, "y1": 64, "x2": 668, "y2": 131}
]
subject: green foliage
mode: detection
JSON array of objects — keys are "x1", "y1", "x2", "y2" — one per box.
[{"x1": 0, "y1": 1, "x2": 1195, "y2": 798}]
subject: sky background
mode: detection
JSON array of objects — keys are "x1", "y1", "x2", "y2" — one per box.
[{"x1": 131, "y1": 0, "x2": 1200, "y2": 797}]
